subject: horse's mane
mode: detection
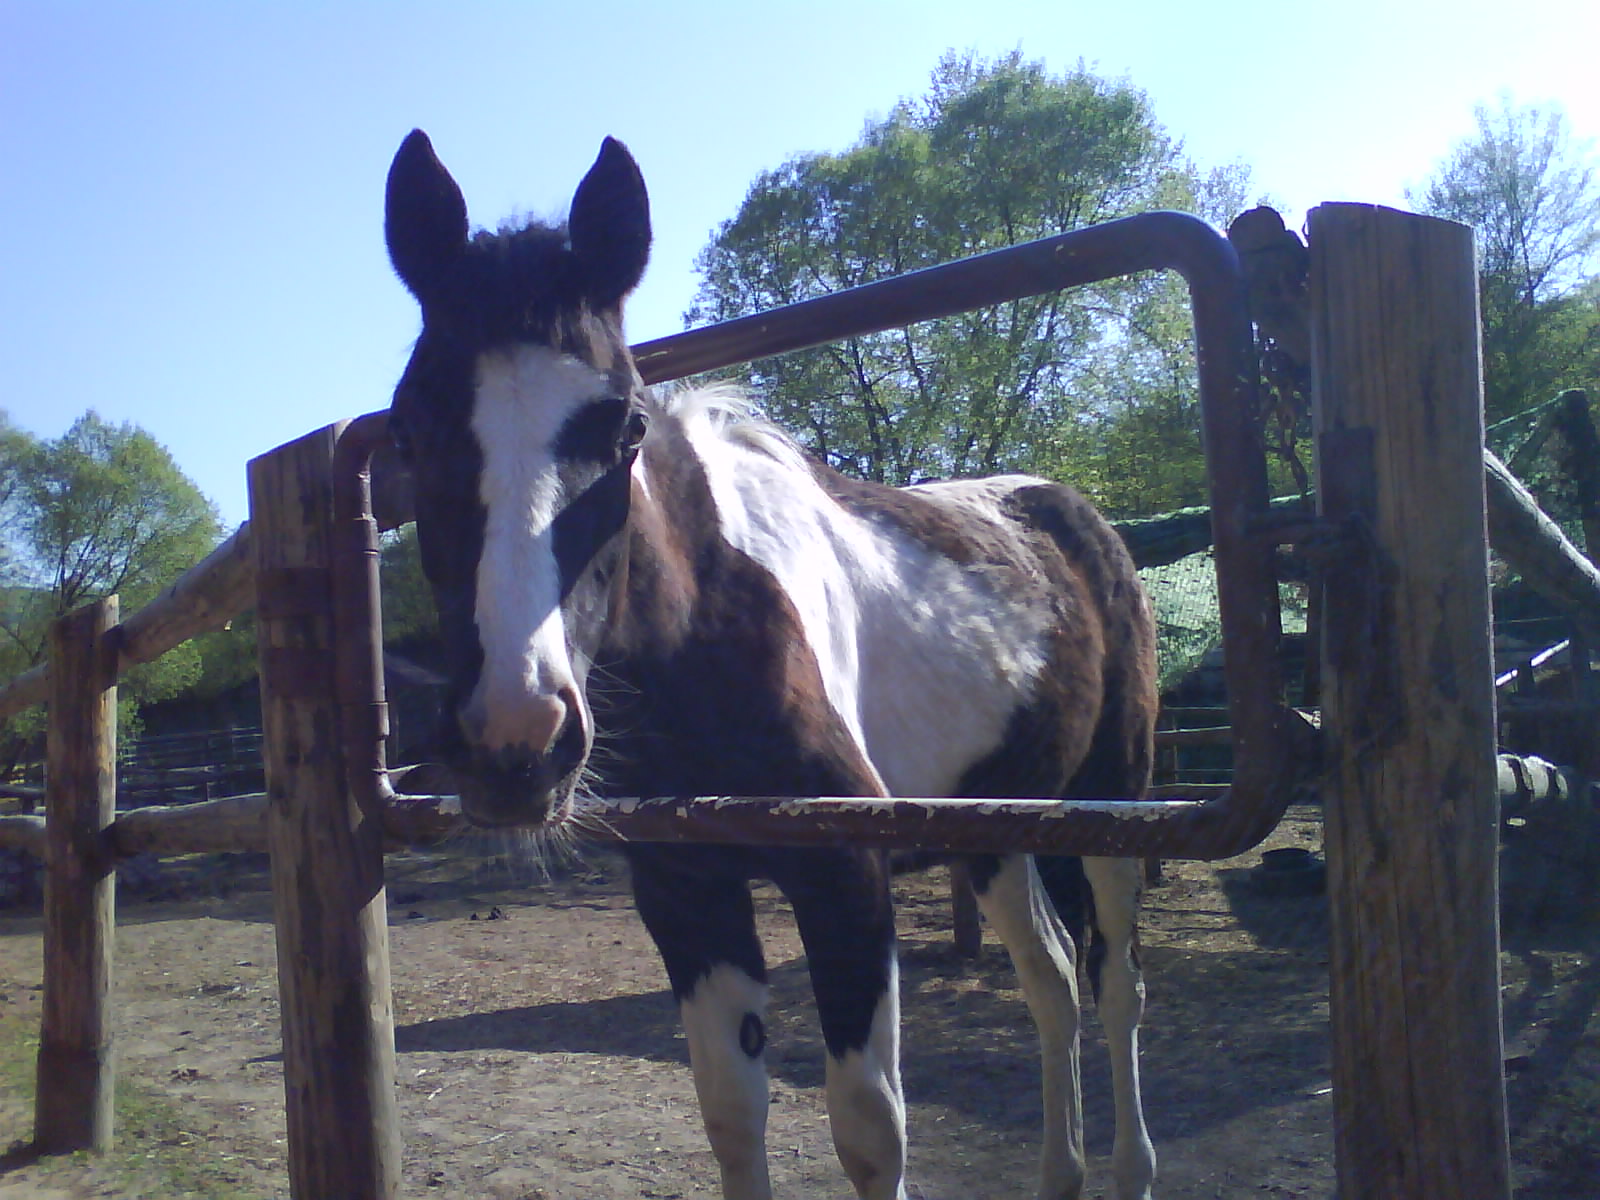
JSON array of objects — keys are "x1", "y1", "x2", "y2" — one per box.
[{"x1": 653, "y1": 382, "x2": 814, "y2": 477}]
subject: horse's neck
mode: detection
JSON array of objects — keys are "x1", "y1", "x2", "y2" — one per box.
[{"x1": 607, "y1": 435, "x2": 718, "y2": 649}]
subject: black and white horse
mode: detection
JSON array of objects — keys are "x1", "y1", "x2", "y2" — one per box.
[{"x1": 384, "y1": 130, "x2": 1160, "y2": 1200}]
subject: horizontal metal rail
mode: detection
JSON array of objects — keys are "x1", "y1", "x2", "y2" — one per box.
[{"x1": 495, "y1": 794, "x2": 1287, "y2": 858}]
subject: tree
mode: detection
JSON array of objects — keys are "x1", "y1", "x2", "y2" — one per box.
[
  {"x1": 690, "y1": 51, "x2": 1251, "y2": 512},
  {"x1": 0, "y1": 411, "x2": 223, "y2": 774},
  {"x1": 1413, "y1": 99, "x2": 1600, "y2": 422},
  {"x1": 379, "y1": 525, "x2": 437, "y2": 646}
]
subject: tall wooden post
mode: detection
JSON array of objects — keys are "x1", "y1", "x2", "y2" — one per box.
[
  {"x1": 250, "y1": 426, "x2": 400, "y2": 1200},
  {"x1": 1310, "y1": 203, "x2": 1510, "y2": 1198},
  {"x1": 35, "y1": 597, "x2": 119, "y2": 1153}
]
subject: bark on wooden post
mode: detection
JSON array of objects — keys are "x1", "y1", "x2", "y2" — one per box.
[
  {"x1": 35, "y1": 597, "x2": 119, "y2": 1154},
  {"x1": 1309, "y1": 203, "x2": 1510, "y2": 1199},
  {"x1": 249, "y1": 426, "x2": 400, "y2": 1200}
]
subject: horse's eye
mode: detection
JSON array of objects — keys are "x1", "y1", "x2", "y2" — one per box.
[
  {"x1": 556, "y1": 398, "x2": 634, "y2": 462},
  {"x1": 623, "y1": 409, "x2": 648, "y2": 452}
]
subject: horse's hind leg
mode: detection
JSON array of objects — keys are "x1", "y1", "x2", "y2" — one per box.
[
  {"x1": 775, "y1": 849, "x2": 906, "y2": 1200},
  {"x1": 630, "y1": 849, "x2": 773, "y2": 1200},
  {"x1": 1081, "y1": 856, "x2": 1156, "y2": 1200},
  {"x1": 970, "y1": 853, "x2": 1087, "y2": 1200}
]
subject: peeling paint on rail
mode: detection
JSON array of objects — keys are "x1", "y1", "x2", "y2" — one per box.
[{"x1": 604, "y1": 796, "x2": 1192, "y2": 822}]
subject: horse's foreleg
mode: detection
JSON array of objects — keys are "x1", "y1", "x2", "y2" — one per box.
[
  {"x1": 779, "y1": 851, "x2": 906, "y2": 1200},
  {"x1": 631, "y1": 856, "x2": 773, "y2": 1200},
  {"x1": 1082, "y1": 856, "x2": 1156, "y2": 1200},
  {"x1": 972, "y1": 853, "x2": 1087, "y2": 1200},
  {"x1": 681, "y1": 963, "x2": 774, "y2": 1199}
]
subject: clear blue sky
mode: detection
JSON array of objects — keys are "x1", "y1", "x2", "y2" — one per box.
[{"x1": 4, "y1": 0, "x2": 1597, "y2": 530}]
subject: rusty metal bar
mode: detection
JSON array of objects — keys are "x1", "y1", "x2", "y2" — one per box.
[
  {"x1": 331, "y1": 413, "x2": 394, "y2": 815},
  {"x1": 343, "y1": 211, "x2": 1297, "y2": 859},
  {"x1": 381, "y1": 793, "x2": 1267, "y2": 858}
]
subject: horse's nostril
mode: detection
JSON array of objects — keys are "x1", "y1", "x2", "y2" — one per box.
[
  {"x1": 505, "y1": 690, "x2": 572, "y2": 758},
  {"x1": 550, "y1": 709, "x2": 587, "y2": 777}
]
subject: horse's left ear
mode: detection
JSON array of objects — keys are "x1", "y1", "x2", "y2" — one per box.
[{"x1": 569, "y1": 137, "x2": 651, "y2": 310}]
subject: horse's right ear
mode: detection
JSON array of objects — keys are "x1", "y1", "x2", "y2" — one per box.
[{"x1": 385, "y1": 129, "x2": 468, "y2": 303}]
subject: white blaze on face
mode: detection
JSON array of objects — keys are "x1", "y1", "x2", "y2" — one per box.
[{"x1": 465, "y1": 345, "x2": 601, "y2": 754}]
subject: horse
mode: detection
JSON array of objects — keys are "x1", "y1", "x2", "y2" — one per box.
[{"x1": 383, "y1": 129, "x2": 1160, "y2": 1200}]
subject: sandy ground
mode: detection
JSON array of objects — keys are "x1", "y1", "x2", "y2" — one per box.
[{"x1": 0, "y1": 805, "x2": 1594, "y2": 1198}]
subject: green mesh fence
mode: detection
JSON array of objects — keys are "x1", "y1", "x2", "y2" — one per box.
[{"x1": 1141, "y1": 551, "x2": 1306, "y2": 695}]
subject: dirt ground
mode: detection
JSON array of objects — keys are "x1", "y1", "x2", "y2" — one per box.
[{"x1": 0, "y1": 805, "x2": 1594, "y2": 1199}]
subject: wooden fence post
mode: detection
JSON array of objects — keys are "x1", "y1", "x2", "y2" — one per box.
[
  {"x1": 249, "y1": 426, "x2": 400, "y2": 1200},
  {"x1": 35, "y1": 597, "x2": 119, "y2": 1154},
  {"x1": 1309, "y1": 203, "x2": 1510, "y2": 1198},
  {"x1": 948, "y1": 862, "x2": 982, "y2": 958}
]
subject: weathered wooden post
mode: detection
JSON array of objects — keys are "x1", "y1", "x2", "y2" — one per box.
[
  {"x1": 35, "y1": 596, "x2": 119, "y2": 1154},
  {"x1": 1310, "y1": 203, "x2": 1511, "y2": 1198},
  {"x1": 249, "y1": 425, "x2": 400, "y2": 1200}
]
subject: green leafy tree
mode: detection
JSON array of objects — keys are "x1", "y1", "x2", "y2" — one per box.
[
  {"x1": 1413, "y1": 99, "x2": 1600, "y2": 422},
  {"x1": 690, "y1": 51, "x2": 1251, "y2": 512},
  {"x1": 0, "y1": 411, "x2": 223, "y2": 776},
  {"x1": 379, "y1": 526, "x2": 437, "y2": 646}
]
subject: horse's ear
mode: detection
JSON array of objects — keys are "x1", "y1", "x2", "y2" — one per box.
[
  {"x1": 569, "y1": 137, "x2": 651, "y2": 310},
  {"x1": 386, "y1": 129, "x2": 468, "y2": 303}
]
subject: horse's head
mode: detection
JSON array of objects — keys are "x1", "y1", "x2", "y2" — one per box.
[{"x1": 384, "y1": 131, "x2": 652, "y2": 828}]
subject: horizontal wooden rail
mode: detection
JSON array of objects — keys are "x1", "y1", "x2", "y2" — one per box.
[
  {"x1": 0, "y1": 813, "x2": 46, "y2": 856},
  {"x1": 1155, "y1": 726, "x2": 1233, "y2": 747},
  {"x1": 1485, "y1": 450, "x2": 1600, "y2": 637}
]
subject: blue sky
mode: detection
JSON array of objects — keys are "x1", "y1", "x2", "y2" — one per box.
[{"x1": 3, "y1": 0, "x2": 1597, "y2": 530}]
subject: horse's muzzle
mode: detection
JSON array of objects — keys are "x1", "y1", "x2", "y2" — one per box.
[
  {"x1": 453, "y1": 729, "x2": 586, "y2": 828},
  {"x1": 448, "y1": 682, "x2": 591, "y2": 827}
]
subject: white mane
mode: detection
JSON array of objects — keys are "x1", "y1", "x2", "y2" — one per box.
[{"x1": 653, "y1": 382, "x2": 814, "y2": 478}]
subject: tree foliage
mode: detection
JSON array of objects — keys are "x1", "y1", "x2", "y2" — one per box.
[
  {"x1": 1413, "y1": 99, "x2": 1600, "y2": 422},
  {"x1": 379, "y1": 526, "x2": 437, "y2": 646},
  {"x1": 690, "y1": 51, "x2": 1250, "y2": 513},
  {"x1": 0, "y1": 411, "x2": 223, "y2": 767},
  {"x1": 2, "y1": 412, "x2": 220, "y2": 612}
]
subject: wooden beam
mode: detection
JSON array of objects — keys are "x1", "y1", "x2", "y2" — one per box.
[
  {"x1": 1154, "y1": 725, "x2": 1233, "y2": 747},
  {"x1": 250, "y1": 427, "x2": 400, "y2": 1200},
  {"x1": 34, "y1": 598, "x2": 119, "y2": 1154},
  {"x1": 0, "y1": 813, "x2": 46, "y2": 856},
  {"x1": 1310, "y1": 203, "x2": 1510, "y2": 1198},
  {"x1": 1114, "y1": 495, "x2": 1309, "y2": 569},
  {"x1": 1484, "y1": 451, "x2": 1600, "y2": 637}
]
